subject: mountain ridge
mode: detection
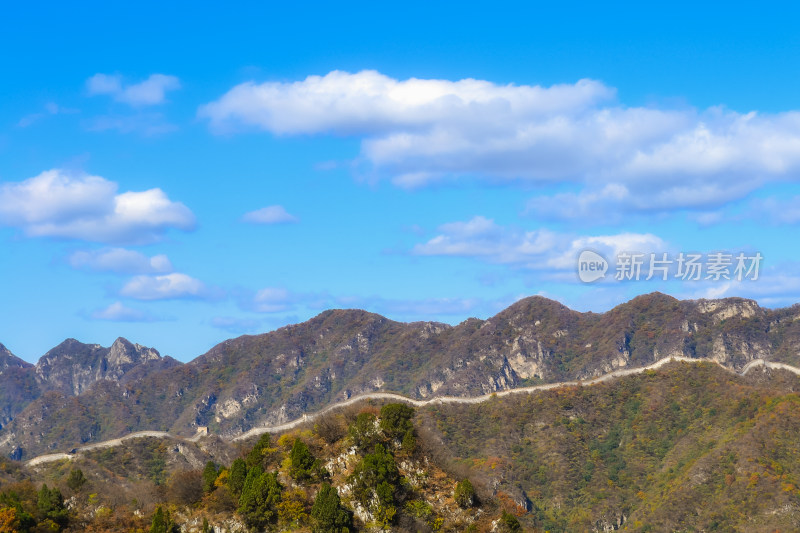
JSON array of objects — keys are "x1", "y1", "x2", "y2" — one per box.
[
  {"x1": 0, "y1": 336, "x2": 176, "y2": 438},
  {"x1": 4, "y1": 292, "x2": 800, "y2": 459}
]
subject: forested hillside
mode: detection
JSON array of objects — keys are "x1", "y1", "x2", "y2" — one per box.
[{"x1": 3, "y1": 361, "x2": 800, "y2": 531}]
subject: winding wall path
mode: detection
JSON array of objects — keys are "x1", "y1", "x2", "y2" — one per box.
[{"x1": 24, "y1": 356, "x2": 800, "y2": 467}]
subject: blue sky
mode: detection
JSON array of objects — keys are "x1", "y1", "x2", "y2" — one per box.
[{"x1": 3, "y1": 1, "x2": 800, "y2": 362}]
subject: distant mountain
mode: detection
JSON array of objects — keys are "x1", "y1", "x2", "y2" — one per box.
[
  {"x1": 0, "y1": 342, "x2": 30, "y2": 371},
  {"x1": 0, "y1": 343, "x2": 35, "y2": 431},
  {"x1": 35, "y1": 337, "x2": 176, "y2": 396},
  {"x1": 4, "y1": 292, "x2": 800, "y2": 459},
  {"x1": 0, "y1": 337, "x2": 177, "y2": 440}
]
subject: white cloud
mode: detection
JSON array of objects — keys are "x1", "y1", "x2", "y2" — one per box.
[
  {"x1": 69, "y1": 248, "x2": 173, "y2": 274},
  {"x1": 200, "y1": 70, "x2": 800, "y2": 211},
  {"x1": 674, "y1": 265, "x2": 800, "y2": 307},
  {"x1": 0, "y1": 169, "x2": 195, "y2": 244},
  {"x1": 252, "y1": 287, "x2": 294, "y2": 312},
  {"x1": 413, "y1": 216, "x2": 560, "y2": 265},
  {"x1": 120, "y1": 273, "x2": 207, "y2": 300},
  {"x1": 91, "y1": 301, "x2": 156, "y2": 322},
  {"x1": 199, "y1": 70, "x2": 612, "y2": 135},
  {"x1": 242, "y1": 205, "x2": 299, "y2": 224},
  {"x1": 526, "y1": 184, "x2": 631, "y2": 222},
  {"x1": 87, "y1": 74, "x2": 122, "y2": 95},
  {"x1": 241, "y1": 285, "x2": 511, "y2": 322},
  {"x1": 413, "y1": 216, "x2": 666, "y2": 273},
  {"x1": 87, "y1": 73, "x2": 181, "y2": 106},
  {"x1": 547, "y1": 233, "x2": 667, "y2": 270}
]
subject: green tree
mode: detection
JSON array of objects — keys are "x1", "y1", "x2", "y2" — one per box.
[
  {"x1": 150, "y1": 505, "x2": 178, "y2": 533},
  {"x1": 150, "y1": 506, "x2": 166, "y2": 533},
  {"x1": 202, "y1": 461, "x2": 219, "y2": 493},
  {"x1": 237, "y1": 469, "x2": 282, "y2": 530},
  {"x1": 500, "y1": 510, "x2": 521, "y2": 532},
  {"x1": 246, "y1": 433, "x2": 273, "y2": 468},
  {"x1": 348, "y1": 412, "x2": 378, "y2": 451},
  {"x1": 349, "y1": 444, "x2": 400, "y2": 527},
  {"x1": 239, "y1": 464, "x2": 263, "y2": 505},
  {"x1": 228, "y1": 458, "x2": 248, "y2": 497},
  {"x1": 289, "y1": 438, "x2": 319, "y2": 481},
  {"x1": 379, "y1": 403, "x2": 415, "y2": 440},
  {"x1": 0, "y1": 490, "x2": 35, "y2": 531},
  {"x1": 374, "y1": 482, "x2": 396, "y2": 525},
  {"x1": 37, "y1": 484, "x2": 68, "y2": 529},
  {"x1": 454, "y1": 479, "x2": 476, "y2": 508},
  {"x1": 311, "y1": 483, "x2": 352, "y2": 533},
  {"x1": 401, "y1": 428, "x2": 416, "y2": 454},
  {"x1": 66, "y1": 468, "x2": 87, "y2": 492}
]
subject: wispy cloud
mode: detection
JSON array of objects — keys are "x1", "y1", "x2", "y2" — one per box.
[
  {"x1": 242, "y1": 205, "x2": 299, "y2": 224},
  {"x1": 120, "y1": 273, "x2": 211, "y2": 300},
  {"x1": 0, "y1": 169, "x2": 195, "y2": 244},
  {"x1": 86, "y1": 73, "x2": 181, "y2": 106},
  {"x1": 412, "y1": 215, "x2": 666, "y2": 273},
  {"x1": 90, "y1": 301, "x2": 157, "y2": 322},
  {"x1": 238, "y1": 284, "x2": 516, "y2": 323},
  {"x1": 69, "y1": 248, "x2": 173, "y2": 275},
  {"x1": 18, "y1": 102, "x2": 79, "y2": 128},
  {"x1": 749, "y1": 195, "x2": 800, "y2": 224},
  {"x1": 200, "y1": 70, "x2": 800, "y2": 213},
  {"x1": 84, "y1": 113, "x2": 178, "y2": 136},
  {"x1": 674, "y1": 264, "x2": 800, "y2": 307}
]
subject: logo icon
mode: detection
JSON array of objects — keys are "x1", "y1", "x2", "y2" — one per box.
[{"x1": 577, "y1": 250, "x2": 608, "y2": 283}]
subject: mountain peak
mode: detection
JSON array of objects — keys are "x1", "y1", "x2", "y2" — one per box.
[
  {"x1": 108, "y1": 337, "x2": 161, "y2": 366},
  {"x1": 0, "y1": 343, "x2": 31, "y2": 370},
  {"x1": 34, "y1": 337, "x2": 164, "y2": 396}
]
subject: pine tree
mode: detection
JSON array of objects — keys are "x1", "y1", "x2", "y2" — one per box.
[
  {"x1": 239, "y1": 465, "x2": 263, "y2": 507},
  {"x1": 237, "y1": 470, "x2": 282, "y2": 530},
  {"x1": 228, "y1": 458, "x2": 248, "y2": 497},
  {"x1": 311, "y1": 483, "x2": 352, "y2": 533},
  {"x1": 500, "y1": 510, "x2": 521, "y2": 532},
  {"x1": 37, "y1": 484, "x2": 68, "y2": 529},
  {"x1": 454, "y1": 479, "x2": 476, "y2": 508},
  {"x1": 401, "y1": 428, "x2": 416, "y2": 454},
  {"x1": 289, "y1": 438, "x2": 318, "y2": 481},
  {"x1": 202, "y1": 461, "x2": 219, "y2": 493},
  {"x1": 150, "y1": 505, "x2": 176, "y2": 533},
  {"x1": 150, "y1": 505, "x2": 178, "y2": 533},
  {"x1": 348, "y1": 444, "x2": 400, "y2": 527},
  {"x1": 245, "y1": 433, "x2": 272, "y2": 468},
  {"x1": 66, "y1": 468, "x2": 87, "y2": 492},
  {"x1": 150, "y1": 506, "x2": 166, "y2": 533},
  {"x1": 379, "y1": 403, "x2": 415, "y2": 440},
  {"x1": 348, "y1": 412, "x2": 378, "y2": 451}
]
